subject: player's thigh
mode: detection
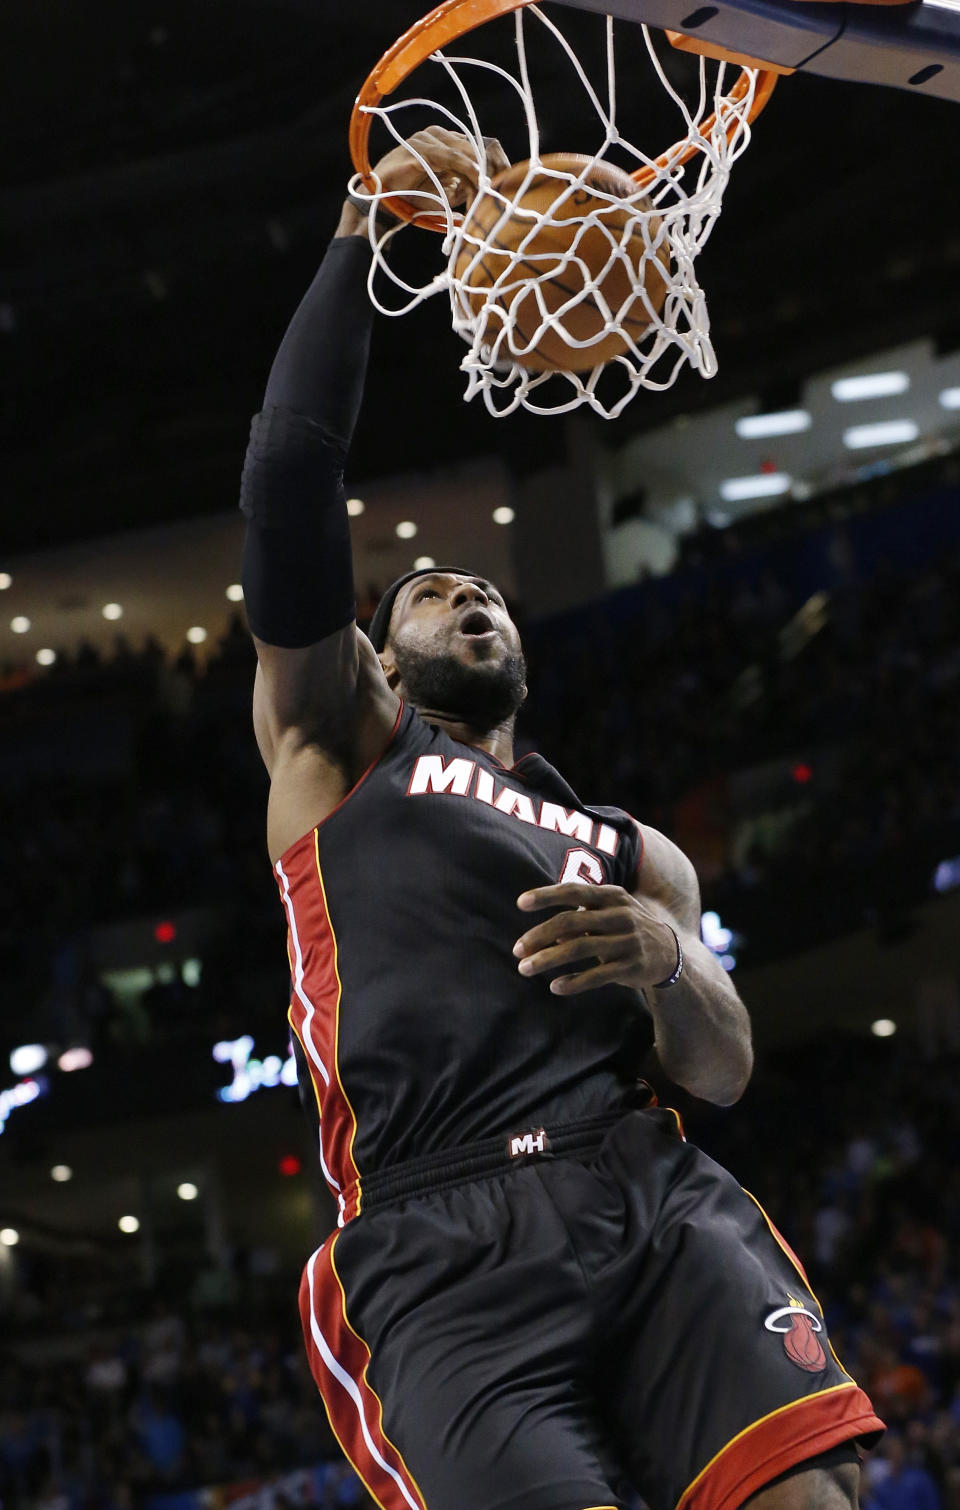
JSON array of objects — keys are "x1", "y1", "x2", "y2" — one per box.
[
  {"x1": 590, "y1": 1117, "x2": 881, "y2": 1510},
  {"x1": 746, "y1": 1457, "x2": 860, "y2": 1510},
  {"x1": 301, "y1": 1181, "x2": 631, "y2": 1510}
]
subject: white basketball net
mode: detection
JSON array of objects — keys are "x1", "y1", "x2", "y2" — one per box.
[{"x1": 349, "y1": 7, "x2": 760, "y2": 419}]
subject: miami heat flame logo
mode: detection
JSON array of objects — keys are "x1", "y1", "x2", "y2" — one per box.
[{"x1": 764, "y1": 1295, "x2": 827, "y2": 1373}]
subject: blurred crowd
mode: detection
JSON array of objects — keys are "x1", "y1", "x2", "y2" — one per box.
[{"x1": 4, "y1": 1034, "x2": 960, "y2": 1510}]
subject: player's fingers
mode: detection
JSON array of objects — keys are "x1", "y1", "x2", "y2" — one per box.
[
  {"x1": 514, "y1": 906, "x2": 629, "y2": 958},
  {"x1": 517, "y1": 883, "x2": 623, "y2": 912},
  {"x1": 483, "y1": 136, "x2": 510, "y2": 178},
  {"x1": 518, "y1": 933, "x2": 633, "y2": 978},
  {"x1": 548, "y1": 959, "x2": 629, "y2": 995}
]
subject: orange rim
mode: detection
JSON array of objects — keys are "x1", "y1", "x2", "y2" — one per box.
[{"x1": 348, "y1": 0, "x2": 778, "y2": 231}]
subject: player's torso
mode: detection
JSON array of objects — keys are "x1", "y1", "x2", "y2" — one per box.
[{"x1": 275, "y1": 702, "x2": 652, "y2": 1201}]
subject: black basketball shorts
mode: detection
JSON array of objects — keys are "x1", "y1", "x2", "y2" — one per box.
[{"x1": 298, "y1": 1106, "x2": 883, "y2": 1510}]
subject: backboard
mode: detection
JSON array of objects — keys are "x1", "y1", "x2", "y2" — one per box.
[{"x1": 550, "y1": 0, "x2": 960, "y2": 102}]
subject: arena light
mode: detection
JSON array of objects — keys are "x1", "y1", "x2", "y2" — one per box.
[
  {"x1": 118, "y1": 1215, "x2": 140, "y2": 1234},
  {"x1": 413, "y1": 556, "x2": 436, "y2": 570},
  {"x1": 213, "y1": 1035, "x2": 298, "y2": 1103},
  {"x1": 831, "y1": 371, "x2": 909, "y2": 401},
  {"x1": 10, "y1": 616, "x2": 30, "y2": 634},
  {"x1": 154, "y1": 920, "x2": 176, "y2": 944},
  {"x1": 177, "y1": 1181, "x2": 199, "y2": 1201},
  {"x1": 492, "y1": 506, "x2": 516, "y2": 524},
  {"x1": 102, "y1": 603, "x2": 123, "y2": 621},
  {"x1": 870, "y1": 1019, "x2": 897, "y2": 1038},
  {"x1": 186, "y1": 626, "x2": 207, "y2": 644},
  {"x1": 719, "y1": 474, "x2": 792, "y2": 502},
  {"x1": 225, "y1": 583, "x2": 244, "y2": 602},
  {"x1": 395, "y1": 520, "x2": 418, "y2": 539},
  {"x1": 939, "y1": 387, "x2": 960, "y2": 410},
  {"x1": 346, "y1": 497, "x2": 365, "y2": 517},
  {"x1": 0, "y1": 1228, "x2": 19, "y2": 1247},
  {"x1": 9, "y1": 1045, "x2": 46, "y2": 1076},
  {"x1": 933, "y1": 855, "x2": 960, "y2": 893},
  {"x1": 0, "y1": 1079, "x2": 42, "y2": 1134},
  {"x1": 50, "y1": 1164, "x2": 73, "y2": 1183},
  {"x1": 843, "y1": 420, "x2": 918, "y2": 450},
  {"x1": 0, "y1": 573, "x2": 11, "y2": 589},
  {"x1": 735, "y1": 410, "x2": 811, "y2": 439},
  {"x1": 57, "y1": 1047, "x2": 93, "y2": 1072},
  {"x1": 35, "y1": 648, "x2": 56, "y2": 666}
]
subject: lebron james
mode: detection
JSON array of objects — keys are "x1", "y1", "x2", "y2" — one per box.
[{"x1": 239, "y1": 127, "x2": 882, "y2": 1510}]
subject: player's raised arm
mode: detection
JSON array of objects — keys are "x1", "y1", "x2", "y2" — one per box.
[{"x1": 241, "y1": 129, "x2": 498, "y2": 858}]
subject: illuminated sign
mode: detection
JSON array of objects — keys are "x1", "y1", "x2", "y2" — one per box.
[
  {"x1": 212, "y1": 1036, "x2": 298, "y2": 1103},
  {"x1": 701, "y1": 910, "x2": 739, "y2": 973},
  {"x1": 0, "y1": 1078, "x2": 45, "y2": 1135}
]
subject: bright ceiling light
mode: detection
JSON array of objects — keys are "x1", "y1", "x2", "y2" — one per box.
[
  {"x1": 10, "y1": 616, "x2": 30, "y2": 634},
  {"x1": 493, "y1": 506, "x2": 516, "y2": 524},
  {"x1": 0, "y1": 573, "x2": 11, "y2": 590},
  {"x1": 36, "y1": 648, "x2": 56, "y2": 667},
  {"x1": 831, "y1": 371, "x2": 909, "y2": 402},
  {"x1": 58, "y1": 1047, "x2": 93, "y2": 1072},
  {"x1": 0, "y1": 1228, "x2": 19, "y2": 1247},
  {"x1": 50, "y1": 1165, "x2": 73, "y2": 1183},
  {"x1": 939, "y1": 387, "x2": 960, "y2": 410},
  {"x1": 177, "y1": 1181, "x2": 199, "y2": 1201},
  {"x1": 735, "y1": 410, "x2": 811, "y2": 439},
  {"x1": 118, "y1": 1215, "x2": 140, "y2": 1234},
  {"x1": 346, "y1": 498, "x2": 365, "y2": 517},
  {"x1": 843, "y1": 420, "x2": 918, "y2": 450},
  {"x1": 9, "y1": 1045, "x2": 47, "y2": 1076},
  {"x1": 102, "y1": 603, "x2": 123, "y2": 621},
  {"x1": 225, "y1": 583, "x2": 244, "y2": 602},
  {"x1": 413, "y1": 556, "x2": 436, "y2": 570},
  {"x1": 186, "y1": 626, "x2": 208, "y2": 644},
  {"x1": 395, "y1": 521, "x2": 418, "y2": 540},
  {"x1": 870, "y1": 1018, "x2": 897, "y2": 1038},
  {"x1": 719, "y1": 474, "x2": 792, "y2": 502}
]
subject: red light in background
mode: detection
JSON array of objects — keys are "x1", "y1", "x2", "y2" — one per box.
[
  {"x1": 278, "y1": 1155, "x2": 301, "y2": 1177},
  {"x1": 154, "y1": 921, "x2": 176, "y2": 944},
  {"x1": 760, "y1": 457, "x2": 778, "y2": 474},
  {"x1": 792, "y1": 763, "x2": 813, "y2": 784}
]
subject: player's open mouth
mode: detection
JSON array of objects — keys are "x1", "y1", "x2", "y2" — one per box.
[{"x1": 458, "y1": 609, "x2": 497, "y2": 638}]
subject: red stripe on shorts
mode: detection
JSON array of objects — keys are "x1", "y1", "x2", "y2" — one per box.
[{"x1": 299, "y1": 1239, "x2": 428, "y2": 1510}]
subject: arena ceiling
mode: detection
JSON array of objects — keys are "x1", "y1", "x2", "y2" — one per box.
[{"x1": 3, "y1": 0, "x2": 960, "y2": 559}]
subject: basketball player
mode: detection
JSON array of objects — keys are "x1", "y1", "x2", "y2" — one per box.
[{"x1": 239, "y1": 127, "x2": 883, "y2": 1510}]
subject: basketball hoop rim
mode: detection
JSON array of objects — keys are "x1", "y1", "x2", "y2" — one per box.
[{"x1": 348, "y1": 0, "x2": 779, "y2": 232}]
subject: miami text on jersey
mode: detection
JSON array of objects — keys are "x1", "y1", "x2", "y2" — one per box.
[{"x1": 406, "y1": 754, "x2": 620, "y2": 856}]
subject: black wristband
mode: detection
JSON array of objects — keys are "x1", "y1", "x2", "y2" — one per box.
[
  {"x1": 347, "y1": 193, "x2": 399, "y2": 236},
  {"x1": 652, "y1": 926, "x2": 684, "y2": 990}
]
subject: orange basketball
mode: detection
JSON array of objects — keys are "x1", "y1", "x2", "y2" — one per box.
[{"x1": 454, "y1": 153, "x2": 670, "y2": 374}]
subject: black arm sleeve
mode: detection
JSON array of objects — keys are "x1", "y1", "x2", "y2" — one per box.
[{"x1": 240, "y1": 234, "x2": 375, "y2": 648}]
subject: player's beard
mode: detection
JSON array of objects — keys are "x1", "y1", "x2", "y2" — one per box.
[{"x1": 392, "y1": 642, "x2": 527, "y2": 731}]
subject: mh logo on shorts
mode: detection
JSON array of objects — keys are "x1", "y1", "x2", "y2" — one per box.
[
  {"x1": 507, "y1": 1127, "x2": 551, "y2": 1158},
  {"x1": 764, "y1": 1294, "x2": 827, "y2": 1373}
]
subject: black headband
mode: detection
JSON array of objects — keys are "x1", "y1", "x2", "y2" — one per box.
[{"x1": 367, "y1": 566, "x2": 481, "y2": 652}]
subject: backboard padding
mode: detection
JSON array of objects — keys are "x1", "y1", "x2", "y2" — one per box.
[{"x1": 548, "y1": 0, "x2": 960, "y2": 103}]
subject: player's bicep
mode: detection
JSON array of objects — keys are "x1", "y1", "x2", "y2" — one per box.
[{"x1": 631, "y1": 821, "x2": 702, "y2": 936}]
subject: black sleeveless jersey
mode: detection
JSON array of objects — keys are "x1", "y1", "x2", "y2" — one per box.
[{"x1": 274, "y1": 701, "x2": 652, "y2": 1219}]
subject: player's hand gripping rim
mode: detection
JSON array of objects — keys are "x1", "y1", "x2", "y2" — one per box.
[
  {"x1": 366, "y1": 125, "x2": 510, "y2": 217},
  {"x1": 514, "y1": 883, "x2": 678, "y2": 996}
]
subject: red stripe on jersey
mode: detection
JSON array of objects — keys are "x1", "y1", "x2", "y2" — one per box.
[
  {"x1": 278, "y1": 835, "x2": 360, "y2": 1196},
  {"x1": 299, "y1": 1241, "x2": 428, "y2": 1510}
]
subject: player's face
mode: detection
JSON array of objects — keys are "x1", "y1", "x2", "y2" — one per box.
[{"x1": 386, "y1": 573, "x2": 527, "y2": 728}]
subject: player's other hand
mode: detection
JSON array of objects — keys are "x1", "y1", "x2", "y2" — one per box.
[
  {"x1": 367, "y1": 125, "x2": 509, "y2": 213},
  {"x1": 513, "y1": 883, "x2": 678, "y2": 996}
]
